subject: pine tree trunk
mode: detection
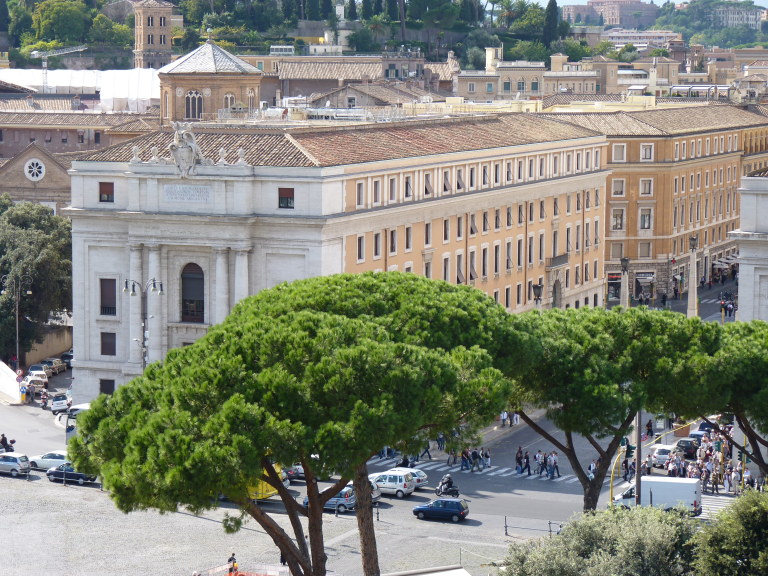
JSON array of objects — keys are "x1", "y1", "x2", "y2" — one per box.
[{"x1": 353, "y1": 461, "x2": 381, "y2": 576}]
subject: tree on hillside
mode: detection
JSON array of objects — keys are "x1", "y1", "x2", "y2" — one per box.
[
  {"x1": 362, "y1": 0, "x2": 372, "y2": 20},
  {"x1": 501, "y1": 506, "x2": 698, "y2": 576},
  {"x1": 347, "y1": 0, "x2": 358, "y2": 21},
  {"x1": 0, "y1": 195, "x2": 72, "y2": 363},
  {"x1": 71, "y1": 273, "x2": 515, "y2": 576},
  {"x1": 508, "y1": 307, "x2": 720, "y2": 511},
  {"x1": 386, "y1": 0, "x2": 398, "y2": 21},
  {"x1": 692, "y1": 489, "x2": 768, "y2": 575},
  {"x1": 32, "y1": 0, "x2": 90, "y2": 42},
  {"x1": 542, "y1": 0, "x2": 558, "y2": 47}
]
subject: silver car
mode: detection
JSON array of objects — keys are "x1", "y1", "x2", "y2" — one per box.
[
  {"x1": 369, "y1": 470, "x2": 416, "y2": 498},
  {"x1": 0, "y1": 453, "x2": 31, "y2": 477}
]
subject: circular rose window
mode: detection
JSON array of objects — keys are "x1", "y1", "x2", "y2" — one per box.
[{"x1": 24, "y1": 158, "x2": 46, "y2": 182}]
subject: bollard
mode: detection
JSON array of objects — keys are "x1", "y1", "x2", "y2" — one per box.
[{"x1": 504, "y1": 515, "x2": 508, "y2": 536}]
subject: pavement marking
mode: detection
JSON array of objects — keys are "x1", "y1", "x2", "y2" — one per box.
[
  {"x1": 499, "y1": 470, "x2": 518, "y2": 477},
  {"x1": 487, "y1": 467, "x2": 512, "y2": 476},
  {"x1": 565, "y1": 476, "x2": 581, "y2": 483},
  {"x1": 553, "y1": 475, "x2": 572, "y2": 482}
]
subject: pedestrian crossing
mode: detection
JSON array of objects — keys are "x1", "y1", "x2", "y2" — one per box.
[
  {"x1": 366, "y1": 456, "x2": 632, "y2": 487},
  {"x1": 700, "y1": 492, "x2": 737, "y2": 520}
]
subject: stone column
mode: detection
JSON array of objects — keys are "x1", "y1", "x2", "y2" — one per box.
[
  {"x1": 234, "y1": 246, "x2": 252, "y2": 304},
  {"x1": 127, "y1": 243, "x2": 143, "y2": 365},
  {"x1": 147, "y1": 244, "x2": 163, "y2": 364},
  {"x1": 214, "y1": 247, "x2": 230, "y2": 323}
]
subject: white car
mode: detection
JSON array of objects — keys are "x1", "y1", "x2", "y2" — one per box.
[
  {"x1": 650, "y1": 444, "x2": 680, "y2": 468},
  {"x1": 26, "y1": 370, "x2": 49, "y2": 384},
  {"x1": 29, "y1": 450, "x2": 68, "y2": 470},
  {"x1": 387, "y1": 467, "x2": 429, "y2": 490}
]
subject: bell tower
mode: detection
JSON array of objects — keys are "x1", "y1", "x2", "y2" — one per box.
[{"x1": 134, "y1": 0, "x2": 173, "y2": 69}]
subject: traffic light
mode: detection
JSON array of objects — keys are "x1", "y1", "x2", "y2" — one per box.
[
  {"x1": 621, "y1": 437, "x2": 628, "y2": 447},
  {"x1": 720, "y1": 300, "x2": 726, "y2": 311},
  {"x1": 626, "y1": 444, "x2": 635, "y2": 459},
  {"x1": 738, "y1": 450, "x2": 752, "y2": 464}
]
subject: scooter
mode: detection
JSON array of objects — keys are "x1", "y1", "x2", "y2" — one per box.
[
  {"x1": 40, "y1": 392, "x2": 48, "y2": 410},
  {"x1": 435, "y1": 475, "x2": 460, "y2": 497}
]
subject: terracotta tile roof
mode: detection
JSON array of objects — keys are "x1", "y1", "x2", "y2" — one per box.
[
  {"x1": 424, "y1": 61, "x2": 454, "y2": 81},
  {"x1": 53, "y1": 150, "x2": 93, "y2": 170},
  {"x1": 0, "y1": 111, "x2": 155, "y2": 128},
  {"x1": 0, "y1": 95, "x2": 99, "y2": 112},
  {"x1": 543, "y1": 105, "x2": 768, "y2": 136},
  {"x1": 277, "y1": 61, "x2": 383, "y2": 81},
  {"x1": 0, "y1": 79, "x2": 34, "y2": 94},
  {"x1": 628, "y1": 105, "x2": 767, "y2": 133},
  {"x1": 541, "y1": 93, "x2": 623, "y2": 110},
  {"x1": 133, "y1": 0, "x2": 173, "y2": 6},
  {"x1": 106, "y1": 116, "x2": 161, "y2": 134},
  {"x1": 76, "y1": 114, "x2": 601, "y2": 167},
  {"x1": 158, "y1": 40, "x2": 261, "y2": 74}
]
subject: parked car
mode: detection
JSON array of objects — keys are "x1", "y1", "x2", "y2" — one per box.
[
  {"x1": 26, "y1": 369, "x2": 49, "y2": 384},
  {"x1": 413, "y1": 498, "x2": 469, "y2": 522},
  {"x1": 346, "y1": 480, "x2": 382, "y2": 504},
  {"x1": 28, "y1": 364, "x2": 53, "y2": 378},
  {"x1": 302, "y1": 485, "x2": 357, "y2": 513},
  {"x1": 674, "y1": 438, "x2": 699, "y2": 460},
  {"x1": 689, "y1": 430, "x2": 710, "y2": 445},
  {"x1": 46, "y1": 463, "x2": 98, "y2": 485},
  {"x1": 650, "y1": 444, "x2": 680, "y2": 468},
  {"x1": 50, "y1": 393, "x2": 70, "y2": 415},
  {"x1": 29, "y1": 450, "x2": 68, "y2": 470},
  {"x1": 388, "y1": 467, "x2": 429, "y2": 490},
  {"x1": 21, "y1": 376, "x2": 47, "y2": 392},
  {"x1": 369, "y1": 469, "x2": 415, "y2": 498},
  {"x1": 60, "y1": 350, "x2": 74, "y2": 369},
  {"x1": 41, "y1": 358, "x2": 66, "y2": 374},
  {"x1": 0, "y1": 453, "x2": 31, "y2": 477}
]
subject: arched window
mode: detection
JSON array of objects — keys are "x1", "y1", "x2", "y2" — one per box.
[
  {"x1": 247, "y1": 89, "x2": 256, "y2": 111},
  {"x1": 185, "y1": 90, "x2": 203, "y2": 120},
  {"x1": 224, "y1": 93, "x2": 236, "y2": 109},
  {"x1": 181, "y1": 263, "x2": 204, "y2": 323}
]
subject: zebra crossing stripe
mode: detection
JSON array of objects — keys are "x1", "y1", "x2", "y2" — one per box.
[
  {"x1": 553, "y1": 475, "x2": 572, "y2": 482},
  {"x1": 499, "y1": 471, "x2": 517, "y2": 477},
  {"x1": 416, "y1": 462, "x2": 443, "y2": 470},
  {"x1": 565, "y1": 476, "x2": 581, "y2": 483},
  {"x1": 487, "y1": 467, "x2": 512, "y2": 476}
]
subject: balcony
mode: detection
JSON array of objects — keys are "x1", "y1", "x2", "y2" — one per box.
[{"x1": 546, "y1": 253, "x2": 569, "y2": 270}]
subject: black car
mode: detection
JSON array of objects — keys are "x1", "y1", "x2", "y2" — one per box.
[
  {"x1": 413, "y1": 498, "x2": 469, "y2": 522},
  {"x1": 46, "y1": 463, "x2": 97, "y2": 485},
  {"x1": 674, "y1": 438, "x2": 699, "y2": 459},
  {"x1": 60, "y1": 351, "x2": 74, "y2": 369}
]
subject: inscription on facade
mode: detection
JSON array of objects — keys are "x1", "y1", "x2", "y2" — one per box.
[{"x1": 163, "y1": 185, "x2": 212, "y2": 203}]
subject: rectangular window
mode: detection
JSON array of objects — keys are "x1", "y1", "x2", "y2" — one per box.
[
  {"x1": 99, "y1": 182, "x2": 114, "y2": 203},
  {"x1": 506, "y1": 241, "x2": 513, "y2": 270},
  {"x1": 640, "y1": 208, "x2": 652, "y2": 230},
  {"x1": 443, "y1": 219, "x2": 450, "y2": 242},
  {"x1": 576, "y1": 193, "x2": 581, "y2": 212},
  {"x1": 539, "y1": 200, "x2": 545, "y2": 219},
  {"x1": 405, "y1": 176, "x2": 412, "y2": 198},
  {"x1": 470, "y1": 214, "x2": 478, "y2": 235},
  {"x1": 494, "y1": 244, "x2": 500, "y2": 275},
  {"x1": 159, "y1": 16, "x2": 166, "y2": 26},
  {"x1": 147, "y1": 34, "x2": 154, "y2": 45},
  {"x1": 639, "y1": 242, "x2": 651, "y2": 258},
  {"x1": 612, "y1": 144, "x2": 626, "y2": 162},
  {"x1": 505, "y1": 286, "x2": 511, "y2": 308},
  {"x1": 443, "y1": 170, "x2": 451, "y2": 192},
  {"x1": 99, "y1": 379, "x2": 115, "y2": 395},
  {"x1": 495, "y1": 209, "x2": 501, "y2": 230},
  {"x1": 94, "y1": 131, "x2": 101, "y2": 144},
  {"x1": 486, "y1": 82, "x2": 494, "y2": 93},
  {"x1": 278, "y1": 187, "x2": 294, "y2": 209},
  {"x1": 425, "y1": 222, "x2": 432, "y2": 246},
  {"x1": 575, "y1": 224, "x2": 581, "y2": 251},
  {"x1": 639, "y1": 179, "x2": 653, "y2": 196},
  {"x1": 424, "y1": 173, "x2": 433, "y2": 196},
  {"x1": 494, "y1": 163, "x2": 500, "y2": 184},
  {"x1": 373, "y1": 180, "x2": 381, "y2": 204},
  {"x1": 389, "y1": 229, "x2": 397, "y2": 254},
  {"x1": 612, "y1": 179, "x2": 625, "y2": 196},
  {"x1": 356, "y1": 182, "x2": 364, "y2": 206},
  {"x1": 100, "y1": 278, "x2": 116, "y2": 315},
  {"x1": 483, "y1": 211, "x2": 489, "y2": 232},
  {"x1": 538, "y1": 233, "x2": 545, "y2": 261},
  {"x1": 610, "y1": 242, "x2": 623, "y2": 259},
  {"x1": 147, "y1": 15, "x2": 154, "y2": 25},
  {"x1": 674, "y1": 142, "x2": 679, "y2": 160},
  {"x1": 481, "y1": 247, "x2": 488, "y2": 277},
  {"x1": 553, "y1": 198, "x2": 559, "y2": 216},
  {"x1": 517, "y1": 239, "x2": 523, "y2": 267},
  {"x1": 356, "y1": 235, "x2": 365, "y2": 261},
  {"x1": 470, "y1": 167, "x2": 476, "y2": 188},
  {"x1": 516, "y1": 284, "x2": 522, "y2": 305},
  {"x1": 424, "y1": 261, "x2": 431, "y2": 279},
  {"x1": 468, "y1": 83, "x2": 476, "y2": 94},
  {"x1": 595, "y1": 189, "x2": 600, "y2": 207},
  {"x1": 506, "y1": 162, "x2": 512, "y2": 182},
  {"x1": 457, "y1": 169, "x2": 465, "y2": 190},
  {"x1": 442, "y1": 257, "x2": 450, "y2": 281},
  {"x1": 457, "y1": 253, "x2": 466, "y2": 283},
  {"x1": 389, "y1": 178, "x2": 396, "y2": 202},
  {"x1": 528, "y1": 236, "x2": 534, "y2": 265},
  {"x1": 482, "y1": 166, "x2": 488, "y2": 186},
  {"x1": 373, "y1": 233, "x2": 381, "y2": 258},
  {"x1": 457, "y1": 216, "x2": 464, "y2": 240},
  {"x1": 507, "y1": 206, "x2": 512, "y2": 227},
  {"x1": 517, "y1": 160, "x2": 524, "y2": 180},
  {"x1": 101, "y1": 332, "x2": 116, "y2": 356},
  {"x1": 640, "y1": 143, "x2": 654, "y2": 161},
  {"x1": 503, "y1": 81, "x2": 511, "y2": 92},
  {"x1": 405, "y1": 226, "x2": 412, "y2": 251},
  {"x1": 160, "y1": 35, "x2": 166, "y2": 45},
  {"x1": 612, "y1": 208, "x2": 624, "y2": 231}
]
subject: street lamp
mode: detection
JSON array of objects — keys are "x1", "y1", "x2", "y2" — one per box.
[
  {"x1": 123, "y1": 278, "x2": 164, "y2": 370},
  {"x1": 1, "y1": 274, "x2": 32, "y2": 371},
  {"x1": 532, "y1": 282, "x2": 543, "y2": 307},
  {"x1": 620, "y1": 257, "x2": 630, "y2": 309},
  {"x1": 687, "y1": 235, "x2": 698, "y2": 319}
]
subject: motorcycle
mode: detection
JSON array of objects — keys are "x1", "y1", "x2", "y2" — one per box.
[
  {"x1": 435, "y1": 474, "x2": 460, "y2": 497},
  {"x1": 40, "y1": 392, "x2": 49, "y2": 410}
]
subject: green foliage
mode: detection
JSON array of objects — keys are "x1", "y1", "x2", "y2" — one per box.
[
  {"x1": 550, "y1": 38, "x2": 590, "y2": 62},
  {"x1": 32, "y1": 0, "x2": 90, "y2": 42},
  {"x1": 653, "y1": 0, "x2": 764, "y2": 47},
  {"x1": 179, "y1": 26, "x2": 202, "y2": 51},
  {"x1": 542, "y1": 0, "x2": 558, "y2": 47},
  {"x1": 306, "y1": 0, "x2": 320, "y2": 20},
  {"x1": 347, "y1": 0, "x2": 357, "y2": 20},
  {"x1": 71, "y1": 273, "x2": 514, "y2": 574},
  {"x1": 361, "y1": 0, "x2": 372, "y2": 20},
  {"x1": 509, "y1": 3, "x2": 544, "y2": 40},
  {"x1": 8, "y1": 1, "x2": 32, "y2": 47},
  {"x1": 507, "y1": 39, "x2": 548, "y2": 62},
  {"x1": 0, "y1": 0, "x2": 9, "y2": 33},
  {"x1": 348, "y1": 26, "x2": 378, "y2": 51},
  {"x1": 501, "y1": 506, "x2": 698, "y2": 576},
  {"x1": 0, "y1": 195, "x2": 72, "y2": 360},
  {"x1": 692, "y1": 490, "x2": 768, "y2": 575},
  {"x1": 88, "y1": 14, "x2": 131, "y2": 48}
]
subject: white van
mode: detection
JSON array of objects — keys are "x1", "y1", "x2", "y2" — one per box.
[
  {"x1": 369, "y1": 469, "x2": 416, "y2": 498},
  {"x1": 612, "y1": 476, "x2": 702, "y2": 516}
]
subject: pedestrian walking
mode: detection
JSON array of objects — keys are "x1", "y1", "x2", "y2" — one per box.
[
  {"x1": 551, "y1": 451, "x2": 561, "y2": 478},
  {"x1": 500, "y1": 410, "x2": 508, "y2": 427},
  {"x1": 437, "y1": 432, "x2": 445, "y2": 451},
  {"x1": 513, "y1": 412, "x2": 520, "y2": 426},
  {"x1": 470, "y1": 447, "x2": 482, "y2": 472},
  {"x1": 228, "y1": 553, "x2": 237, "y2": 575},
  {"x1": 521, "y1": 451, "x2": 531, "y2": 475},
  {"x1": 483, "y1": 447, "x2": 491, "y2": 468},
  {"x1": 515, "y1": 446, "x2": 523, "y2": 473},
  {"x1": 419, "y1": 442, "x2": 432, "y2": 461}
]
